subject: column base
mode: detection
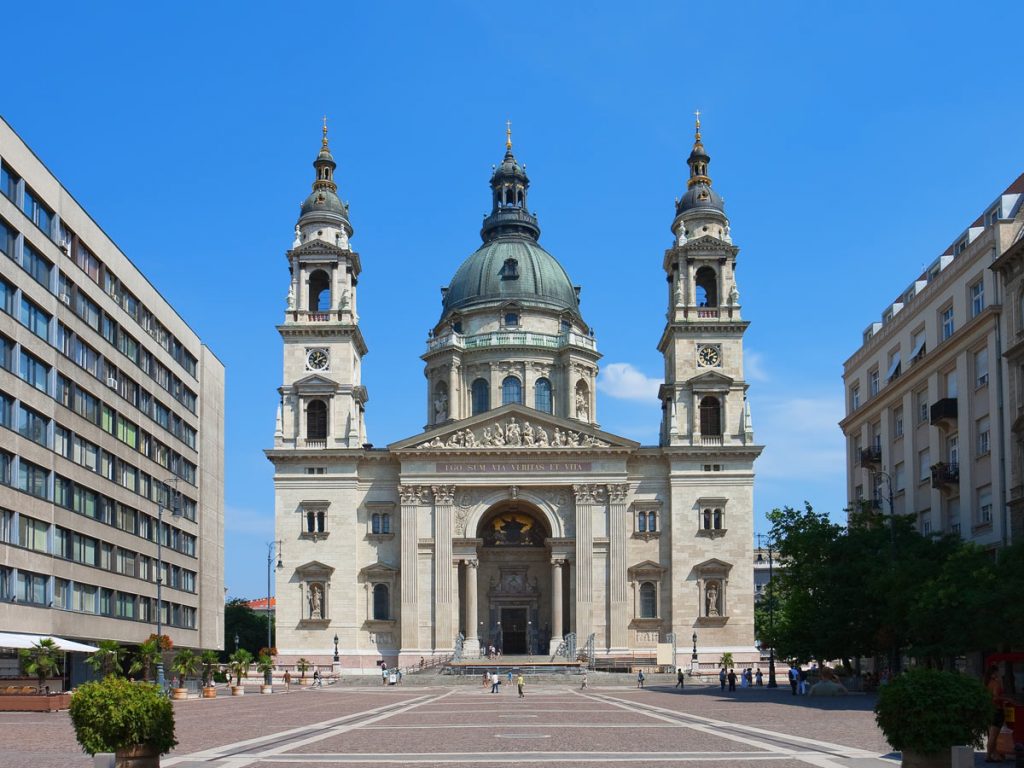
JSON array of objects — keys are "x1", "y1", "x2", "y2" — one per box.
[{"x1": 463, "y1": 638, "x2": 481, "y2": 658}]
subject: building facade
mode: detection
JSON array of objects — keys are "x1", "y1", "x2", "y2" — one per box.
[
  {"x1": 840, "y1": 173, "x2": 1024, "y2": 548},
  {"x1": 269, "y1": 122, "x2": 762, "y2": 671},
  {"x1": 0, "y1": 117, "x2": 225, "y2": 654}
]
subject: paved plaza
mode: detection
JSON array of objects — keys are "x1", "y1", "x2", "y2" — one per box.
[{"x1": 0, "y1": 680, "x2": 988, "y2": 768}]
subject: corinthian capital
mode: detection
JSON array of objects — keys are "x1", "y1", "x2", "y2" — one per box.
[
  {"x1": 607, "y1": 483, "x2": 629, "y2": 503},
  {"x1": 431, "y1": 484, "x2": 457, "y2": 505}
]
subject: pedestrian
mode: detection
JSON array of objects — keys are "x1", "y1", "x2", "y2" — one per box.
[
  {"x1": 727, "y1": 669, "x2": 737, "y2": 692},
  {"x1": 985, "y1": 664, "x2": 1008, "y2": 762},
  {"x1": 755, "y1": 669, "x2": 763, "y2": 686},
  {"x1": 491, "y1": 672, "x2": 500, "y2": 693},
  {"x1": 507, "y1": 670, "x2": 513, "y2": 685},
  {"x1": 676, "y1": 668, "x2": 685, "y2": 689},
  {"x1": 381, "y1": 665, "x2": 388, "y2": 686},
  {"x1": 581, "y1": 673, "x2": 588, "y2": 690},
  {"x1": 637, "y1": 669, "x2": 645, "y2": 688},
  {"x1": 719, "y1": 667, "x2": 727, "y2": 691},
  {"x1": 788, "y1": 664, "x2": 799, "y2": 696},
  {"x1": 482, "y1": 671, "x2": 489, "y2": 689},
  {"x1": 396, "y1": 668, "x2": 403, "y2": 684},
  {"x1": 517, "y1": 673, "x2": 525, "y2": 698},
  {"x1": 313, "y1": 669, "x2": 321, "y2": 688},
  {"x1": 798, "y1": 668, "x2": 809, "y2": 695},
  {"x1": 283, "y1": 670, "x2": 292, "y2": 693}
]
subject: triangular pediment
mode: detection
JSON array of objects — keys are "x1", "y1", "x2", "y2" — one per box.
[
  {"x1": 294, "y1": 560, "x2": 335, "y2": 577},
  {"x1": 678, "y1": 234, "x2": 738, "y2": 254},
  {"x1": 291, "y1": 373, "x2": 338, "y2": 392},
  {"x1": 388, "y1": 403, "x2": 640, "y2": 452},
  {"x1": 359, "y1": 561, "x2": 398, "y2": 578},
  {"x1": 688, "y1": 370, "x2": 735, "y2": 389},
  {"x1": 291, "y1": 239, "x2": 345, "y2": 258},
  {"x1": 628, "y1": 560, "x2": 667, "y2": 577},
  {"x1": 694, "y1": 557, "x2": 732, "y2": 575}
]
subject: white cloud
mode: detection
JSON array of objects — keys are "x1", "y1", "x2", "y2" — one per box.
[
  {"x1": 744, "y1": 349, "x2": 770, "y2": 383},
  {"x1": 597, "y1": 362, "x2": 661, "y2": 401}
]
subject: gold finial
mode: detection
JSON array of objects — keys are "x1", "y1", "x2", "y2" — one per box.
[
  {"x1": 322, "y1": 115, "x2": 329, "y2": 147},
  {"x1": 694, "y1": 108, "x2": 702, "y2": 141},
  {"x1": 506, "y1": 119, "x2": 512, "y2": 150}
]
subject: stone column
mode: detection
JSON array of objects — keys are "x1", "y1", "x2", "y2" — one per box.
[
  {"x1": 549, "y1": 558, "x2": 564, "y2": 654},
  {"x1": 448, "y1": 361, "x2": 459, "y2": 421},
  {"x1": 607, "y1": 483, "x2": 629, "y2": 651},
  {"x1": 432, "y1": 484, "x2": 456, "y2": 651},
  {"x1": 573, "y1": 484, "x2": 596, "y2": 644},
  {"x1": 399, "y1": 485, "x2": 421, "y2": 652},
  {"x1": 464, "y1": 559, "x2": 480, "y2": 657}
]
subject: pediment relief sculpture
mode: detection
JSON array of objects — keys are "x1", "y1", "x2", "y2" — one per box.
[{"x1": 415, "y1": 415, "x2": 609, "y2": 450}]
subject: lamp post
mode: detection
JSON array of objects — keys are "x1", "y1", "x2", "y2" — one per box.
[
  {"x1": 755, "y1": 533, "x2": 778, "y2": 688},
  {"x1": 871, "y1": 469, "x2": 898, "y2": 676},
  {"x1": 691, "y1": 631, "x2": 698, "y2": 664},
  {"x1": 266, "y1": 541, "x2": 283, "y2": 651},
  {"x1": 155, "y1": 478, "x2": 181, "y2": 692},
  {"x1": 234, "y1": 633, "x2": 239, "y2": 653},
  {"x1": 333, "y1": 634, "x2": 339, "y2": 663}
]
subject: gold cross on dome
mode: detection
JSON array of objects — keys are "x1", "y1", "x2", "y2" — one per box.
[
  {"x1": 506, "y1": 119, "x2": 512, "y2": 150},
  {"x1": 322, "y1": 115, "x2": 328, "y2": 145}
]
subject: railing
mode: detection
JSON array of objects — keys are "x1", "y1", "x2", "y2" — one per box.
[
  {"x1": 700, "y1": 436, "x2": 723, "y2": 446},
  {"x1": 929, "y1": 397, "x2": 958, "y2": 427},
  {"x1": 859, "y1": 446, "x2": 882, "y2": 467},
  {"x1": 306, "y1": 312, "x2": 331, "y2": 322},
  {"x1": 930, "y1": 462, "x2": 960, "y2": 489},
  {"x1": 302, "y1": 439, "x2": 327, "y2": 448},
  {"x1": 696, "y1": 309, "x2": 720, "y2": 318},
  {"x1": 426, "y1": 330, "x2": 598, "y2": 353}
]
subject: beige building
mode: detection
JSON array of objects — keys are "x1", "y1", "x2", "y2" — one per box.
[
  {"x1": 840, "y1": 172, "x2": 1024, "y2": 548},
  {"x1": 269, "y1": 121, "x2": 762, "y2": 671},
  {"x1": 0, "y1": 117, "x2": 225, "y2": 660}
]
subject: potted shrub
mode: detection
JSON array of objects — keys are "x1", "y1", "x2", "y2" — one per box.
[
  {"x1": 199, "y1": 651, "x2": 220, "y2": 699},
  {"x1": 228, "y1": 649, "x2": 253, "y2": 696},
  {"x1": 296, "y1": 658, "x2": 311, "y2": 686},
  {"x1": 875, "y1": 668, "x2": 991, "y2": 768},
  {"x1": 85, "y1": 640, "x2": 126, "y2": 679},
  {"x1": 256, "y1": 654, "x2": 274, "y2": 694},
  {"x1": 169, "y1": 649, "x2": 199, "y2": 700},
  {"x1": 68, "y1": 676, "x2": 176, "y2": 768},
  {"x1": 129, "y1": 638, "x2": 161, "y2": 682},
  {"x1": 19, "y1": 638, "x2": 61, "y2": 692}
]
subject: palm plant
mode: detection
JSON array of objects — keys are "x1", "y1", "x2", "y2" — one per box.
[
  {"x1": 129, "y1": 638, "x2": 162, "y2": 682},
  {"x1": 199, "y1": 650, "x2": 220, "y2": 687},
  {"x1": 170, "y1": 649, "x2": 200, "y2": 688},
  {"x1": 227, "y1": 649, "x2": 253, "y2": 687},
  {"x1": 296, "y1": 658, "x2": 310, "y2": 681},
  {"x1": 19, "y1": 638, "x2": 61, "y2": 689},
  {"x1": 256, "y1": 653, "x2": 275, "y2": 687},
  {"x1": 85, "y1": 640, "x2": 125, "y2": 679},
  {"x1": 719, "y1": 652, "x2": 734, "y2": 669}
]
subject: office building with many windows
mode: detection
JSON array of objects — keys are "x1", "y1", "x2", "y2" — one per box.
[
  {"x1": 0, "y1": 117, "x2": 225, "y2": 657},
  {"x1": 840, "y1": 172, "x2": 1024, "y2": 549}
]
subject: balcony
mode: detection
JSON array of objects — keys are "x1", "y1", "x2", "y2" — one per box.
[
  {"x1": 930, "y1": 462, "x2": 959, "y2": 490},
  {"x1": 930, "y1": 398, "x2": 958, "y2": 429},
  {"x1": 860, "y1": 446, "x2": 882, "y2": 468},
  {"x1": 426, "y1": 330, "x2": 598, "y2": 354}
]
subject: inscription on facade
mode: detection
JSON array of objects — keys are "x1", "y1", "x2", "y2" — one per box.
[{"x1": 436, "y1": 462, "x2": 592, "y2": 474}]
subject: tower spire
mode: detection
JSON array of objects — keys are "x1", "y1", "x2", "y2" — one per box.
[
  {"x1": 480, "y1": 124, "x2": 539, "y2": 243},
  {"x1": 322, "y1": 115, "x2": 329, "y2": 148},
  {"x1": 312, "y1": 119, "x2": 338, "y2": 194},
  {"x1": 506, "y1": 119, "x2": 513, "y2": 151},
  {"x1": 686, "y1": 110, "x2": 712, "y2": 189}
]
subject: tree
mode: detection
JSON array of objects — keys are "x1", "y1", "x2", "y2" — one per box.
[
  {"x1": 228, "y1": 649, "x2": 253, "y2": 687},
  {"x1": 170, "y1": 649, "x2": 200, "y2": 688},
  {"x1": 129, "y1": 638, "x2": 162, "y2": 682},
  {"x1": 224, "y1": 598, "x2": 272, "y2": 659},
  {"x1": 86, "y1": 640, "x2": 126, "y2": 679},
  {"x1": 199, "y1": 650, "x2": 220, "y2": 688},
  {"x1": 20, "y1": 638, "x2": 61, "y2": 689}
]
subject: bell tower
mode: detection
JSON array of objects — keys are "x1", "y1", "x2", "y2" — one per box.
[
  {"x1": 274, "y1": 120, "x2": 368, "y2": 449},
  {"x1": 658, "y1": 114, "x2": 753, "y2": 448}
]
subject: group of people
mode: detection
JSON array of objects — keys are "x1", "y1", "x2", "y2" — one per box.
[
  {"x1": 719, "y1": 667, "x2": 763, "y2": 691},
  {"x1": 379, "y1": 661, "x2": 402, "y2": 685},
  {"x1": 483, "y1": 670, "x2": 526, "y2": 697}
]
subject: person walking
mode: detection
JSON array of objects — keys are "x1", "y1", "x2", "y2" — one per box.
[
  {"x1": 637, "y1": 669, "x2": 645, "y2": 688},
  {"x1": 482, "y1": 671, "x2": 490, "y2": 689},
  {"x1": 490, "y1": 672, "x2": 500, "y2": 693},
  {"x1": 727, "y1": 669, "x2": 737, "y2": 692},
  {"x1": 381, "y1": 665, "x2": 388, "y2": 686},
  {"x1": 312, "y1": 669, "x2": 321, "y2": 688},
  {"x1": 517, "y1": 673, "x2": 525, "y2": 698},
  {"x1": 719, "y1": 667, "x2": 727, "y2": 691},
  {"x1": 507, "y1": 670, "x2": 513, "y2": 685},
  {"x1": 676, "y1": 668, "x2": 685, "y2": 689},
  {"x1": 985, "y1": 664, "x2": 1007, "y2": 762},
  {"x1": 581, "y1": 673, "x2": 588, "y2": 690},
  {"x1": 755, "y1": 669, "x2": 763, "y2": 686},
  {"x1": 788, "y1": 664, "x2": 799, "y2": 696},
  {"x1": 283, "y1": 670, "x2": 292, "y2": 693}
]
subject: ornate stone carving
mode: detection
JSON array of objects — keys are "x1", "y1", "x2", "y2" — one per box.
[
  {"x1": 398, "y1": 485, "x2": 433, "y2": 505},
  {"x1": 607, "y1": 483, "x2": 629, "y2": 503},
  {"x1": 431, "y1": 484, "x2": 456, "y2": 505},
  {"x1": 415, "y1": 416, "x2": 609, "y2": 450},
  {"x1": 454, "y1": 506, "x2": 469, "y2": 537},
  {"x1": 434, "y1": 390, "x2": 448, "y2": 422}
]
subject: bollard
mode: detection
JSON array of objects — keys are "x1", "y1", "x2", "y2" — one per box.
[{"x1": 94, "y1": 754, "x2": 116, "y2": 768}]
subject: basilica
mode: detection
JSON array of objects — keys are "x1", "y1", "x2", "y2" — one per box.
[{"x1": 268, "y1": 119, "x2": 763, "y2": 671}]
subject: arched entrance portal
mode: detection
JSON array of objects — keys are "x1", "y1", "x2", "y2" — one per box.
[{"x1": 473, "y1": 502, "x2": 551, "y2": 655}]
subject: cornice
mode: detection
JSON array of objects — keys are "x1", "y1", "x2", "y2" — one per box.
[{"x1": 277, "y1": 324, "x2": 368, "y2": 355}]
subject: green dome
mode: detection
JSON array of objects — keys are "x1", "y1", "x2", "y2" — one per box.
[{"x1": 442, "y1": 237, "x2": 579, "y2": 316}]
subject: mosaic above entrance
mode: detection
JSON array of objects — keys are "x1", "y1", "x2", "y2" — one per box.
[{"x1": 415, "y1": 415, "x2": 611, "y2": 449}]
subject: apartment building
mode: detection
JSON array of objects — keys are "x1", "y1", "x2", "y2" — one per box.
[
  {"x1": 0, "y1": 117, "x2": 224, "y2": 653},
  {"x1": 840, "y1": 173, "x2": 1024, "y2": 549}
]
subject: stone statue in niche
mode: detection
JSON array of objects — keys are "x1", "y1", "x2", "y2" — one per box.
[
  {"x1": 706, "y1": 582, "x2": 719, "y2": 617},
  {"x1": 434, "y1": 391, "x2": 448, "y2": 422},
  {"x1": 522, "y1": 421, "x2": 535, "y2": 446},
  {"x1": 309, "y1": 583, "x2": 323, "y2": 620},
  {"x1": 339, "y1": 288, "x2": 351, "y2": 310},
  {"x1": 575, "y1": 392, "x2": 589, "y2": 420},
  {"x1": 286, "y1": 283, "x2": 295, "y2": 310},
  {"x1": 729, "y1": 285, "x2": 740, "y2": 305},
  {"x1": 506, "y1": 417, "x2": 522, "y2": 446},
  {"x1": 535, "y1": 425, "x2": 549, "y2": 446}
]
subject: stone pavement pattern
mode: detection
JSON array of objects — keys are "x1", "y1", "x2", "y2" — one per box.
[{"x1": 0, "y1": 682, "x2": 995, "y2": 767}]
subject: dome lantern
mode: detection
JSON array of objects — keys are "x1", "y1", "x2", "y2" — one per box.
[{"x1": 480, "y1": 121, "x2": 541, "y2": 243}]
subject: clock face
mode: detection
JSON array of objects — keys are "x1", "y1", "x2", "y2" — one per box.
[
  {"x1": 306, "y1": 348, "x2": 329, "y2": 371},
  {"x1": 697, "y1": 344, "x2": 721, "y2": 367}
]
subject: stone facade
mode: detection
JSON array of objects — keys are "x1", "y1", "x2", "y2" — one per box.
[{"x1": 269, "y1": 121, "x2": 762, "y2": 671}]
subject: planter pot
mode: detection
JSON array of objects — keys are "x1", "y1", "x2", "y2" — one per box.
[
  {"x1": 260, "y1": 684, "x2": 272, "y2": 694},
  {"x1": 900, "y1": 749, "x2": 952, "y2": 768},
  {"x1": 202, "y1": 687, "x2": 217, "y2": 699},
  {"x1": 298, "y1": 679, "x2": 310, "y2": 687},
  {"x1": 170, "y1": 687, "x2": 188, "y2": 700},
  {"x1": 114, "y1": 743, "x2": 161, "y2": 768},
  {"x1": 230, "y1": 686, "x2": 244, "y2": 696}
]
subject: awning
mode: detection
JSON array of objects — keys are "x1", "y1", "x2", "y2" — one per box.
[{"x1": 0, "y1": 632, "x2": 99, "y2": 653}]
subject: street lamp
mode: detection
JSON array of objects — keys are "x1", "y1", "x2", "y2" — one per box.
[
  {"x1": 691, "y1": 631, "x2": 698, "y2": 665},
  {"x1": 234, "y1": 633, "x2": 240, "y2": 652},
  {"x1": 266, "y1": 541, "x2": 283, "y2": 651},
  {"x1": 155, "y1": 478, "x2": 181, "y2": 692},
  {"x1": 755, "y1": 533, "x2": 778, "y2": 688},
  {"x1": 333, "y1": 634, "x2": 339, "y2": 662}
]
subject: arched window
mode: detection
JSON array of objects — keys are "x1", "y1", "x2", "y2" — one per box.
[
  {"x1": 471, "y1": 379, "x2": 490, "y2": 415},
  {"x1": 371, "y1": 513, "x2": 381, "y2": 534},
  {"x1": 308, "y1": 269, "x2": 331, "y2": 312},
  {"x1": 307, "y1": 400, "x2": 327, "y2": 440},
  {"x1": 699, "y1": 396, "x2": 721, "y2": 436},
  {"x1": 647, "y1": 511, "x2": 658, "y2": 533},
  {"x1": 306, "y1": 510, "x2": 325, "y2": 533},
  {"x1": 713, "y1": 509, "x2": 723, "y2": 529},
  {"x1": 695, "y1": 266, "x2": 718, "y2": 307},
  {"x1": 380, "y1": 513, "x2": 390, "y2": 534},
  {"x1": 639, "y1": 582, "x2": 657, "y2": 618},
  {"x1": 373, "y1": 584, "x2": 390, "y2": 620},
  {"x1": 703, "y1": 509, "x2": 712, "y2": 530},
  {"x1": 637, "y1": 511, "x2": 647, "y2": 533},
  {"x1": 535, "y1": 378, "x2": 552, "y2": 413},
  {"x1": 502, "y1": 376, "x2": 522, "y2": 406}
]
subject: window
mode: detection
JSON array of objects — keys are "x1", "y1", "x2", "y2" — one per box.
[
  {"x1": 501, "y1": 259, "x2": 520, "y2": 280},
  {"x1": 918, "y1": 448, "x2": 931, "y2": 482},
  {"x1": 699, "y1": 396, "x2": 721, "y2": 435},
  {"x1": 18, "y1": 405, "x2": 49, "y2": 447},
  {"x1": 20, "y1": 297, "x2": 50, "y2": 339},
  {"x1": 886, "y1": 351, "x2": 901, "y2": 382},
  {"x1": 978, "y1": 486, "x2": 993, "y2": 524},
  {"x1": 16, "y1": 571, "x2": 47, "y2": 606},
  {"x1": 637, "y1": 511, "x2": 647, "y2": 532},
  {"x1": 970, "y1": 280, "x2": 985, "y2": 318},
  {"x1": 18, "y1": 515, "x2": 48, "y2": 552},
  {"x1": 373, "y1": 583, "x2": 390, "y2": 620},
  {"x1": 893, "y1": 407, "x2": 904, "y2": 439},
  {"x1": 502, "y1": 376, "x2": 522, "y2": 406},
  {"x1": 894, "y1": 462, "x2": 906, "y2": 492},
  {"x1": 0, "y1": 333, "x2": 12, "y2": 372},
  {"x1": 910, "y1": 328, "x2": 927, "y2": 361},
  {"x1": 308, "y1": 269, "x2": 331, "y2": 311},
  {"x1": 869, "y1": 369, "x2": 880, "y2": 397},
  {"x1": 0, "y1": 163, "x2": 18, "y2": 202},
  {"x1": 525, "y1": 377, "x2": 551, "y2": 415},
  {"x1": 19, "y1": 459, "x2": 48, "y2": 499},
  {"x1": 975, "y1": 348, "x2": 989, "y2": 387},
  {"x1": 306, "y1": 509, "x2": 326, "y2": 533},
  {"x1": 0, "y1": 450, "x2": 11, "y2": 486},
  {"x1": 977, "y1": 416, "x2": 991, "y2": 455},
  {"x1": 22, "y1": 186, "x2": 53, "y2": 236},
  {"x1": 945, "y1": 370, "x2": 958, "y2": 399},
  {"x1": 504, "y1": 312, "x2": 519, "y2": 327},
  {"x1": 306, "y1": 400, "x2": 327, "y2": 441},
  {"x1": 851, "y1": 385, "x2": 861, "y2": 411},
  {"x1": 471, "y1": 379, "x2": 489, "y2": 415},
  {"x1": 23, "y1": 244, "x2": 51, "y2": 287},
  {"x1": 713, "y1": 509, "x2": 723, "y2": 529},
  {"x1": 941, "y1": 306, "x2": 955, "y2": 341},
  {"x1": 947, "y1": 434, "x2": 959, "y2": 466},
  {"x1": 0, "y1": 218, "x2": 14, "y2": 261},
  {"x1": 0, "y1": 392, "x2": 11, "y2": 429},
  {"x1": 639, "y1": 582, "x2": 657, "y2": 618},
  {"x1": 917, "y1": 389, "x2": 929, "y2": 423},
  {"x1": 371, "y1": 512, "x2": 391, "y2": 534}
]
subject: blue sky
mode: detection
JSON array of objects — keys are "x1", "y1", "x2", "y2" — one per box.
[{"x1": 3, "y1": 2, "x2": 1023, "y2": 598}]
